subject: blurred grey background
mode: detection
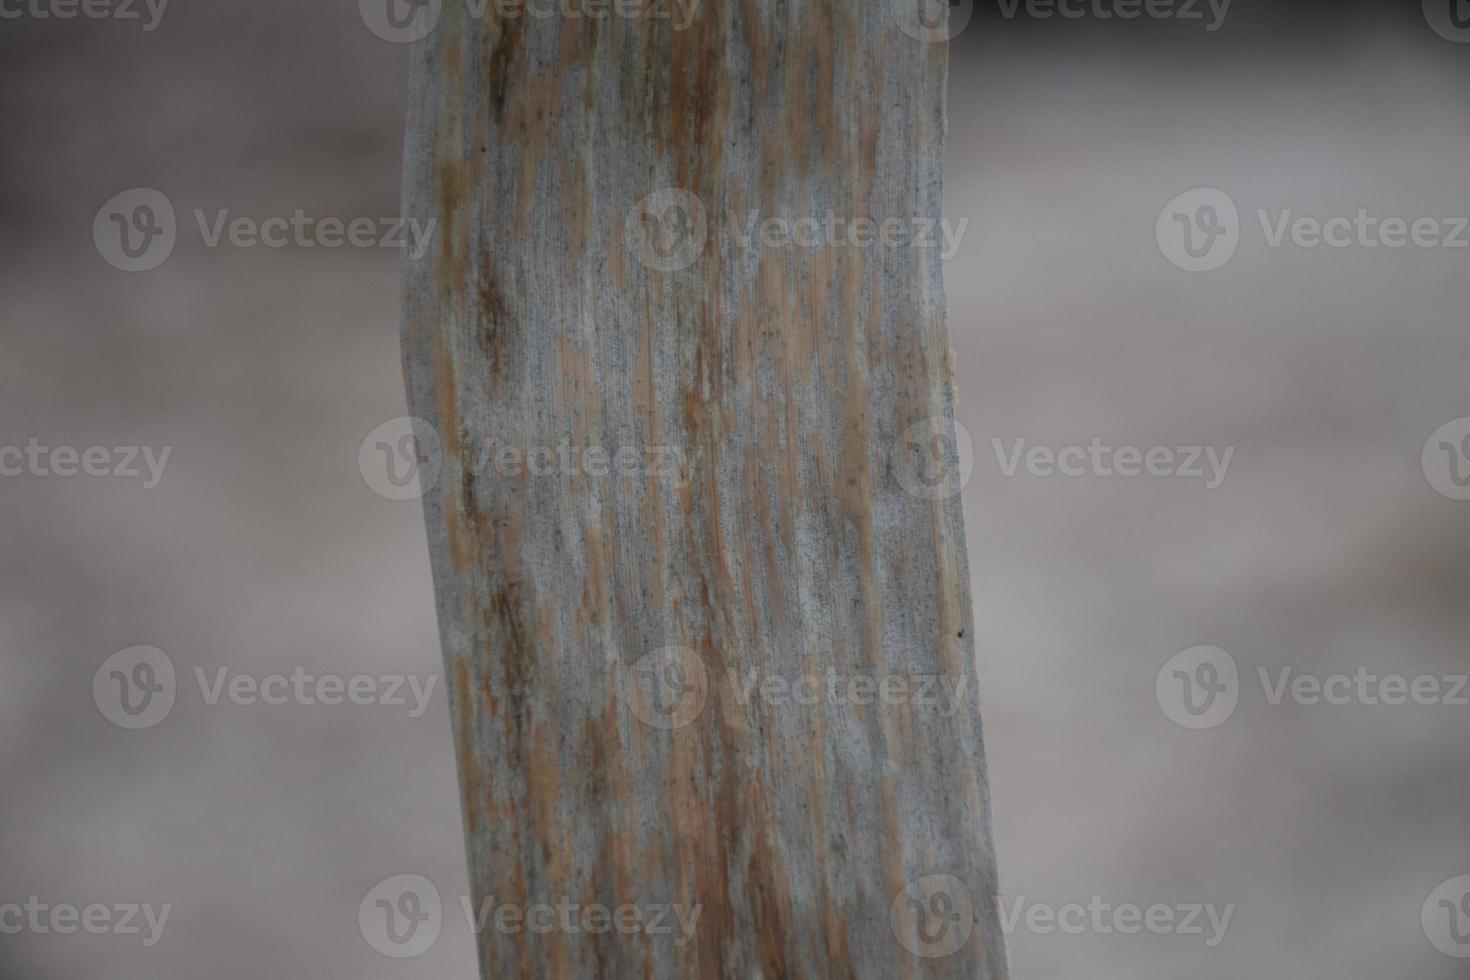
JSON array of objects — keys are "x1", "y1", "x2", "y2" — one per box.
[{"x1": 1, "y1": 1, "x2": 1466, "y2": 977}]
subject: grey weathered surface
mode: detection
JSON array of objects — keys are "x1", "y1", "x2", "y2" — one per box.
[{"x1": 401, "y1": 3, "x2": 1006, "y2": 977}]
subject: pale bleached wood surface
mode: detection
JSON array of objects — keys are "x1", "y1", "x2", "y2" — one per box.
[{"x1": 401, "y1": 3, "x2": 1006, "y2": 976}]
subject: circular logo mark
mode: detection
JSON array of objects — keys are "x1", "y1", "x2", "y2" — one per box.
[
  {"x1": 891, "y1": 874, "x2": 974, "y2": 959},
  {"x1": 1157, "y1": 188, "x2": 1239, "y2": 272},
  {"x1": 896, "y1": 417, "x2": 974, "y2": 501},
  {"x1": 624, "y1": 189, "x2": 707, "y2": 272},
  {"x1": 359, "y1": 0, "x2": 441, "y2": 42},
  {"x1": 359, "y1": 416, "x2": 443, "y2": 501},
  {"x1": 1156, "y1": 645, "x2": 1239, "y2": 730},
  {"x1": 94, "y1": 188, "x2": 176, "y2": 273},
  {"x1": 893, "y1": 0, "x2": 974, "y2": 42},
  {"x1": 360, "y1": 874, "x2": 443, "y2": 958},
  {"x1": 1422, "y1": 417, "x2": 1470, "y2": 501},
  {"x1": 93, "y1": 646, "x2": 176, "y2": 730},
  {"x1": 1423, "y1": 876, "x2": 1470, "y2": 957},
  {"x1": 1424, "y1": 0, "x2": 1470, "y2": 41},
  {"x1": 627, "y1": 646, "x2": 708, "y2": 731}
]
